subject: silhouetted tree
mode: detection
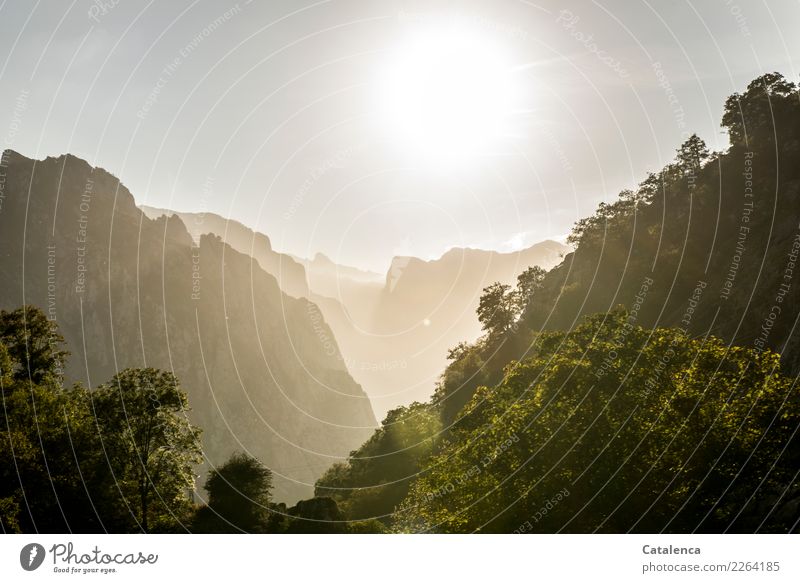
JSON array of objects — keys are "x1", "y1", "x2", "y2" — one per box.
[
  {"x1": 477, "y1": 282, "x2": 516, "y2": 338},
  {"x1": 675, "y1": 133, "x2": 710, "y2": 174},
  {"x1": 722, "y1": 72, "x2": 797, "y2": 145},
  {"x1": 286, "y1": 497, "x2": 347, "y2": 533},
  {"x1": 197, "y1": 452, "x2": 273, "y2": 533},
  {"x1": 515, "y1": 266, "x2": 546, "y2": 314}
]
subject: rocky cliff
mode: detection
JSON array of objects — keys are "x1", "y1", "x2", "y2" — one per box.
[{"x1": 0, "y1": 150, "x2": 376, "y2": 503}]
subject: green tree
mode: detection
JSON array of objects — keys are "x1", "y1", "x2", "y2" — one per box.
[
  {"x1": 0, "y1": 308, "x2": 104, "y2": 533},
  {"x1": 514, "y1": 266, "x2": 546, "y2": 314},
  {"x1": 396, "y1": 311, "x2": 800, "y2": 533},
  {"x1": 0, "y1": 305, "x2": 68, "y2": 384},
  {"x1": 315, "y1": 402, "x2": 441, "y2": 523},
  {"x1": 93, "y1": 368, "x2": 202, "y2": 532},
  {"x1": 195, "y1": 452, "x2": 273, "y2": 533},
  {"x1": 477, "y1": 282, "x2": 515, "y2": 338}
]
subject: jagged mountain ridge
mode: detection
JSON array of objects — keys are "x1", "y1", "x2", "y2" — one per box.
[
  {"x1": 134, "y1": 201, "x2": 567, "y2": 418},
  {"x1": 139, "y1": 205, "x2": 309, "y2": 299},
  {"x1": 0, "y1": 150, "x2": 376, "y2": 503}
]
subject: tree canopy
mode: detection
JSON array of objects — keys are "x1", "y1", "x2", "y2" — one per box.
[
  {"x1": 194, "y1": 452, "x2": 273, "y2": 533},
  {"x1": 0, "y1": 307, "x2": 203, "y2": 533},
  {"x1": 396, "y1": 310, "x2": 800, "y2": 533}
]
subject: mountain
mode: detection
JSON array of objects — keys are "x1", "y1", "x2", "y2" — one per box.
[
  {"x1": 314, "y1": 73, "x2": 800, "y2": 533},
  {"x1": 135, "y1": 205, "x2": 567, "y2": 420},
  {"x1": 139, "y1": 205, "x2": 309, "y2": 299},
  {"x1": 319, "y1": 241, "x2": 567, "y2": 418},
  {"x1": 294, "y1": 252, "x2": 384, "y2": 296},
  {"x1": 395, "y1": 74, "x2": 800, "y2": 532},
  {"x1": 291, "y1": 252, "x2": 384, "y2": 333},
  {"x1": 0, "y1": 150, "x2": 376, "y2": 503},
  {"x1": 523, "y1": 73, "x2": 800, "y2": 373}
]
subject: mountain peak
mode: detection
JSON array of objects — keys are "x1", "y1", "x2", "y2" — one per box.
[{"x1": 313, "y1": 252, "x2": 334, "y2": 265}]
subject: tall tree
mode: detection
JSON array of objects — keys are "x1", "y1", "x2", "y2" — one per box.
[
  {"x1": 477, "y1": 282, "x2": 516, "y2": 338},
  {"x1": 94, "y1": 368, "x2": 202, "y2": 532},
  {"x1": 514, "y1": 266, "x2": 546, "y2": 314},
  {"x1": 675, "y1": 133, "x2": 710, "y2": 174},
  {"x1": 0, "y1": 308, "x2": 102, "y2": 533}
]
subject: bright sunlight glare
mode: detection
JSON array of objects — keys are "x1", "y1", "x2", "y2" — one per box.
[{"x1": 376, "y1": 27, "x2": 519, "y2": 165}]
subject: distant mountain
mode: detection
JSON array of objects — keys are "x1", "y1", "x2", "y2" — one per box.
[
  {"x1": 0, "y1": 150, "x2": 376, "y2": 503},
  {"x1": 294, "y1": 252, "x2": 383, "y2": 292},
  {"x1": 139, "y1": 206, "x2": 309, "y2": 299},
  {"x1": 137, "y1": 205, "x2": 566, "y2": 420},
  {"x1": 321, "y1": 241, "x2": 568, "y2": 418},
  {"x1": 314, "y1": 73, "x2": 800, "y2": 534},
  {"x1": 291, "y1": 252, "x2": 384, "y2": 332}
]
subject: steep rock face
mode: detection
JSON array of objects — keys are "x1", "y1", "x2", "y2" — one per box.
[
  {"x1": 319, "y1": 241, "x2": 568, "y2": 418},
  {"x1": 137, "y1": 201, "x2": 567, "y2": 420},
  {"x1": 0, "y1": 150, "x2": 376, "y2": 503},
  {"x1": 139, "y1": 205, "x2": 309, "y2": 300}
]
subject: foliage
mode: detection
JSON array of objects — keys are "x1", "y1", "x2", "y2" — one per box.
[
  {"x1": 315, "y1": 402, "x2": 441, "y2": 523},
  {"x1": 194, "y1": 452, "x2": 273, "y2": 533},
  {"x1": 0, "y1": 305, "x2": 68, "y2": 384},
  {"x1": 0, "y1": 307, "x2": 203, "y2": 533},
  {"x1": 396, "y1": 311, "x2": 800, "y2": 532},
  {"x1": 515, "y1": 266, "x2": 547, "y2": 314},
  {"x1": 722, "y1": 72, "x2": 797, "y2": 145},
  {"x1": 0, "y1": 308, "x2": 102, "y2": 532},
  {"x1": 477, "y1": 283, "x2": 516, "y2": 338},
  {"x1": 285, "y1": 497, "x2": 348, "y2": 533},
  {"x1": 93, "y1": 368, "x2": 202, "y2": 532}
]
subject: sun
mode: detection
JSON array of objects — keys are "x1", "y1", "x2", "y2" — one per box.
[{"x1": 376, "y1": 27, "x2": 518, "y2": 164}]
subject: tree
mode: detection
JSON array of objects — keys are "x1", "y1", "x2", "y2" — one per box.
[
  {"x1": 722, "y1": 72, "x2": 797, "y2": 145},
  {"x1": 315, "y1": 402, "x2": 441, "y2": 523},
  {"x1": 0, "y1": 378, "x2": 107, "y2": 532},
  {"x1": 0, "y1": 311, "x2": 104, "y2": 533},
  {"x1": 196, "y1": 452, "x2": 273, "y2": 533},
  {"x1": 396, "y1": 311, "x2": 800, "y2": 533},
  {"x1": 446, "y1": 341, "x2": 470, "y2": 361},
  {"x1": 93, "y1": 368, "x2": 202, "y2": 532},
  {"x1": 0, "y1": 306, "x2": 68, "y2": 384},
  {"x1": 514, "y1": 266, "x2": 546, "y2": 314},
  {"x1": 477, "y1": 282, "x2": 516, "y2": 338},
  {"x1": 675, "y1": 133, "x2": 710, "y2": 175}
]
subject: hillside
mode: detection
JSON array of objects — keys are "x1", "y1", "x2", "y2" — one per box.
[
  {"x1": 0, "y1": 150, "x2": 376, "y2": 503},
  {"x1": 315, "y1": 73, "x2": 800, "y2": 533},
  {"x1": 137, "y1": 205, "x2": 566, "y2": 419},
  {"x1": 139, "y1": 205, "x2": 309, "y2": 299},
  {"x1": 523, "y1": 73, "x2": 800, "y2": 372}
]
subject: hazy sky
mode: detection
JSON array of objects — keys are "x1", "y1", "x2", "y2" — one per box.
[{"x1": 1, "y1": 0, "x2": 799, "y2": 271}]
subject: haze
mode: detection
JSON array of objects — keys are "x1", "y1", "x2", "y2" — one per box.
[{"x1": 1, "y1": 0, "x2": 798, "y2": 271}]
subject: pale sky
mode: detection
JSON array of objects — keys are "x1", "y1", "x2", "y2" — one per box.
[{"x1": 1, "y1": 0, "x2": 799, "y2": 271}]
